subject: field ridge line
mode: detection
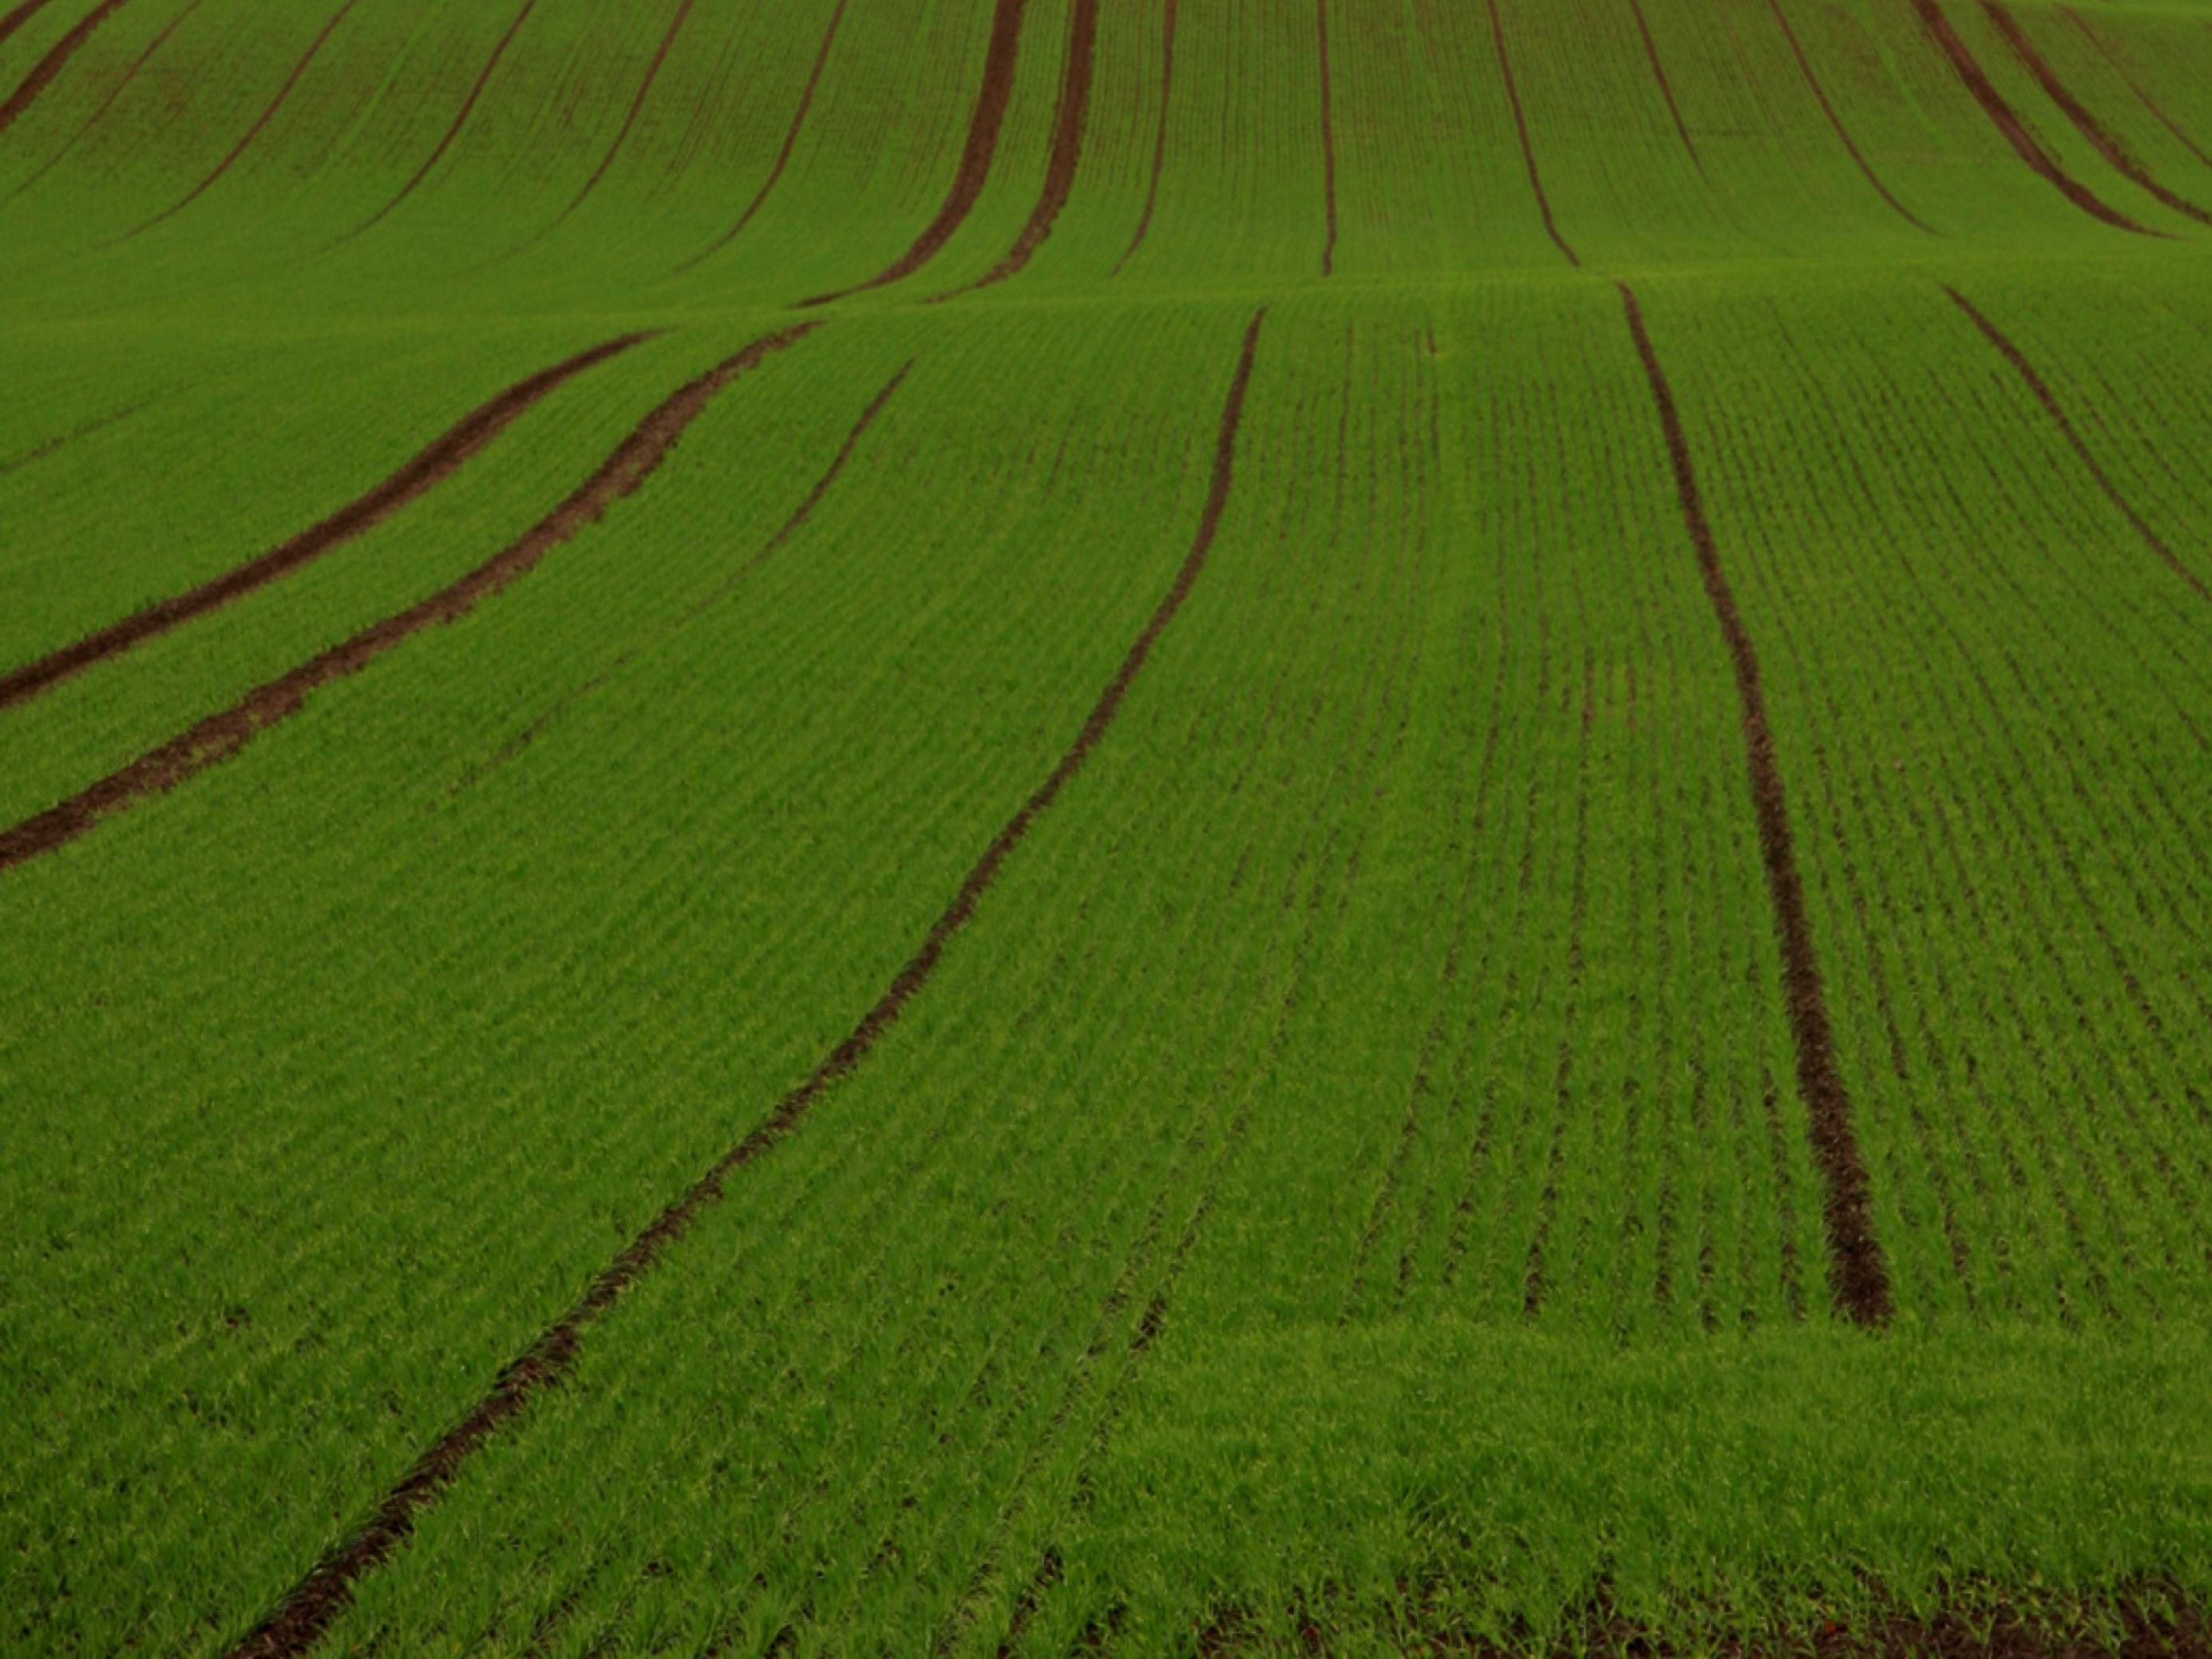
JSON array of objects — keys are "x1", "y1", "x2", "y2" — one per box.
[
  {"x1": 115, "y1": 0, "x2": 358, "y2": 241},
  {"x1": 0, "y1": 325, "x2": 813, "y2": 877},
  {"x1": 933, "y1": 0, "x2": 1098, "y2": 298},
  {"x1": 1944, "y1": 283, "x2": 2210, "y2": 603},
  {"x1": 1486, "y1": 0, "x2": 1578, "y2": 267},
  {"x1": 216, "y1": 307, "x2": 1265, "y2": 1659},
  {"x1": 0, "y1": 330, "x2": 654, "y2": 714},
  {"x1": 1982, "y1": 0, "x2": 2210, "y2": 226},
  {"x1": 799, "y1": 0, "x2": 1030, "y2": 305},
  {"x1": 329, "y1": 0, "x2": 536, "y2": 246},
  {"x1": 0, "y1": 0, "x2": 134, "y2": 137},
  {"x1": 671, "y1": 0, "x2": 849, "y2": 275},
  {"x1": 1114, "y1": 0, "x2": 1177, "y2": 273},
  {"x1": 1616, "y1": 280, "x2": 1894, "y2": 1327},
  {"x1": 8, "y1": 0, "x2": 204, "y2": 198},
  {"x1": 1909, "y1": 0, "x2": 2159, "y2": 234}
]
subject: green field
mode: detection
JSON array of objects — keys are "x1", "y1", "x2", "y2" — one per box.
[{"x1": 4, "y1": 0, "x2": 2212, "y2": 1652}]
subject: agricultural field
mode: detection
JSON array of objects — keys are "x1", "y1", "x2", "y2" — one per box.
[{"x1": 3, "y1": 0, "x2": 2212, "y2": 1652}]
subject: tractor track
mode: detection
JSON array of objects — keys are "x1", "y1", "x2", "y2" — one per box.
[
  {"x1": 1316, "y1": 0, "x2": 1337, "y2": 276},
  {"x1": 2063, "y1": 6, "x2": 2212, "y2": 172},
  {"x1": 0, "y1": 331, "x2": 652, "y2": 715},
  {"x1": 0, "y1": 0, "x2": 133, "y2": 138},
  {"x1": 1626, "y1": 0, "x2": 1699, "y2": 172},
  {"x1": 518, "y1": 0, "x2": 696, "y2": 250},
  {"x1": 0, "y1": 326, "x2": 810, "y2": 877},
  {"x1": 214, "y1": 309, "x2": 1264, "y2": 1658},
  {"x1": 1763, "y1": 0, "x2": 1933, "y2": 233},
  {"x1": 799, "y1": 0, "x2": 1029, "y2": 305},
  {"x1": 8, "y1": 0, "x2": 203, "y2": 197},
  {"x1": 1616, "y1": 280, "x2": 1893, "y2": 1327},
  {"x1": 1114, "y1": 0, "x2": 1176, "y2": 273},
  {"x1": 0, "y1": 0, "x2": 57, "y2": 50},
  {"x1": 1486, "y1": 0, "x2": 1577, "y2": 266}
]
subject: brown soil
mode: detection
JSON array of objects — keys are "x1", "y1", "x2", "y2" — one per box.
[
  {"x1": 1908, "y1": 0, "x2": 2155, "y2": 233},
  {"x1": 0, "y1": 0, "x2": 133, "y2": 137},
  {"x1": 1944, "y1": 284, "x2": 2210, "y2": 603},
  {"x1": 330, "y1": 0, "x2": 536, "y2": 245},
  {"x1": 1763, "y1": 0, "x2": 1933, "y2": 233},
  {"x1": 1982, "y1": 0, "x2": 2210, "y2": 225},
  {"x1": 1486, "y1": 0, "x2": 1578, "y2": 267},
  {"x1": 1316, "y1": 0, "x2": 1337, "y2": 276},
  {"x1": 219, "y1": 311, "x2": 1262, "y2": 1658},
  {"x1": 0, "y1": 331, "x2": 651, "y2": 715},
  {"x1": 119, "y1": 0, "x2": 359, "y2": 241},
  {"x1": 798, "y1": 0, "x2": 1030, "y2": 305},
  {"x1": 0, "y1": 0, "x2": 57, "y2": 49},
  {"x1": 936, "y1": 0, "x2": 1097, "y2": 296},
  {"x1": 2064, "y1": 6, "x2": 2212, "y2": 170},
  {"x1": 9, "y1": 0, "x2": 204, "y2": 200},
  {"x1": 1627, "y1": 0, "x2": 1700, "y2": 172},
  {"x1": 1113, "y1": 0, "x2": 1177, "y2": 274},
  {"x1": 524, "y1": 0, "x2": 695, "y2": 247},
  {"x1": 1615, "y1": 281, "x2": 1893, "y2": 1328},
  {"x1": 0, "y1": 325, "x2": 811, "y2": 878},
  {"x1": 671, "y1": 0, "x2": 849, "y2": 275}
]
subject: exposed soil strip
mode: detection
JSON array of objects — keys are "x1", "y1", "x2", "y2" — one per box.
[
  {"x1": 217, "y1": 310, "x2": 1263, "y2": 1659},
  {"x1": 522, "y1": 0, "x2": 694, "y2": 247},
  {"x1": 1625, "y1": 0, "x2": 1699, "y2": 172},
  {"x1": 0, "y1": 0, "x2": 57, "y2": 49},
  {"x1": 2064, "y1": 7, "x2": 2212, "y2": 171},
  {"x1": 0, "y1": 0, "x2": 133, "y2": 137},
  {"x1": 1113, "y1": 0, "x2": 1176, "y2": 273},
  {"x1": 0, "y1": 394, "x2": 152, "y2": 478},
  {"x1": 1983, "y1": 0, "x2": 2210, "y2": 225},
  {"x1": 117, "y1": 0, "x2": 358, "y2": 241},
  {"x1": 1945, "y1": 284, "x2": 2210, "y2": 603},
  {"x1": 1316, "y1": 0, "x2": 1338, "y2": 275},
  {"x1": 8, "y1": 0, "x2": 203, "y2": 198},
  {"x1": 798, "y1": 0, "x2": 1029, "y2": 305},
  {"x1": 933, "y1": 0, "x2": 1096, "y2": 298},
  {"x1": 330, "y1": 0, "x2": 535, "y2": 246},
  {"x1": 0, "y1": 326, "x2": 811, "y2": 878},
  {"x1": 670, "y1": 0, "x2": 849, "y2": 275},
  {"x1": 1763, "y1": 0, "x2": 1933, "y2": 233},
  {"x1": 1615, "y1": 281, "x2": 1893, "y2": 1327},
  {"x1": 1486, "y1": 0, "x2": 1577, "y2": 266},
  {"x1": 1909, "y1": 0, "x2": 2155, "y2": 233},
  {"x1": 0, "y1": 332, "x2": 651, "y2": 715}
]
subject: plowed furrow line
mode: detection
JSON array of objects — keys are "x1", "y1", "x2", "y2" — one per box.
[
  {"x1": 1616, "y1": 281, "x2": 1893, "y2": 1327},
  {"x1": 1945, "y1": 285, "x2": 2209, "y2": 603},
  {"x1": 0, "y1": 0, "x2": 133, "y2": 138},
  {"x1": 1763, "y1": 0, "x2": 1932, "y2": 233},
  {"x1": 1317, "y1": 0, "x2": 1337, "y2": 276},
  {"x1": 936, "y1": 0, "x2": 1096, "y2": 298},
  {"x1": 1984, "y1": 1, "x2": 2210, "y2": 225},
  {"x1": 672, "y1": 0, "x2": 849, "y2": 275},
  {"x1": 1626, "y1": 0, "x2": 1699, "y2": 171},
  {"x1": 520, "y1": 0, "x2": 694, "y2": 248},
  {"x1": 0, "y1": 331, "x2": 650, "y2": 715},
  {"x1": 0, "y1": 0, "x2": 57, "y2": 49},
  {"x1": 117, "y1": 0, "x2": 357, "y2": 240},
  {"x1": 2064, "y1": 7, "x2": 2212, "y2": 171},
  {"x1": 1486, "y1": 0, "x2": 1577, "y2": 266},
  {"x1": 1113, "y1": 0, "x2": 1176, "y2": 273},
  {"x1": 216, "y1": 311, "x2": 1263, "y2": 1659},
  {"x1": 8, "y1": 0, "x2": 203, "y2": 198},
  {"x1": 800, "y1": 0, "x2": 1030, "y2": 305},
  {"x1": 1909, "y1": 0, "x2": 2155, "y2": 233},
  {"x1": 331, "y1": 0, "x2": 535, "y2": 245},
  {"x1": 0, "y1": 327, "x2": 808, "y2": 879}
]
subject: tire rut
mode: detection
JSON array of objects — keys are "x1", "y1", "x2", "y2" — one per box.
[
  {"x1": 0, "y1": 0, "x2": 57, "y2": 50},
  {"x1": 1983, "y1": 0, "x2": 2210, "y2": 227},
  {"x1": 0, "y1": 0, "x2": 133, "y2": 138},
  {"x1": 1763, "y1": 0, "x2": 1933, "y2": 233},
  {"x1": 214, "y1": 309, "x2": 1264, "y2": 1658},
  {"x1": 1909, "y1": 0, "x2": 2157, "y2": 234},
  {"x1": 933, "y1": 0, "x2": 1096, "y2": 298},
  {"x1": 0, "y1": 331, "x2": 652, "y2": 715},
  {"x1": 799, "y1": 0, "x2": 1030, "y2": 305},
  {"x1": 1626, "y1": 0, "x2": 1699, "y2": 172},
  {"x1": 517, "y1": 0, "x2": 695, "y2": 251},
  {"x1": 8, "y1": 0, "x2": 203, "y2": 199},
  {"x1": 0, "y1": 392, "x2": 153, "y2": 478},
  {"x1": 2063, "y1": 6, "x2": 2212, "y2": 172},
  {"x1": 1486, "y1": 0, "x2": 1577, "y2": 267},
  {"x1": 0, "y1": 326, "x2": 811, "y2": 878},
  {"x1": 1944, "y1": 283, "x2": 2210, "y2": 604},
  {"x1": 1113, "y1": 0, "x2": 1176, "y2": 273},
  {"x1": 1316, "y1": 0, "x2": 1337, "y2": 276},
  {"x1": 671, "y1": 0, "x2": 849, "y2": 275},
  {"x1": 1616, "y1": 281, "x2": 1893, "y2": 1327},
  {"x1": 117, "y1": 0, "x2": 358, "y2": 241},
  {"x1": 330, "y1": 0, "x2": 536, "y2": 246}
]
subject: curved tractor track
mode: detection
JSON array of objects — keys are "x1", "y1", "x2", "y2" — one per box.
[
  {"x1": 9, "y1": 0, "x2": 205, "y2": 199},
  {"x1": 1114, "y1": 0, "x2": 1177, "y2": 272},
  {"x1": 0, "y1": 331, "x2": 651, "y2": 714},
  {"x1": 0, "y1": 327, "x2": 813, "y2": 877},
  {"x1": 0, "y1": 0, "x2": 134, "y2": 139}
]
